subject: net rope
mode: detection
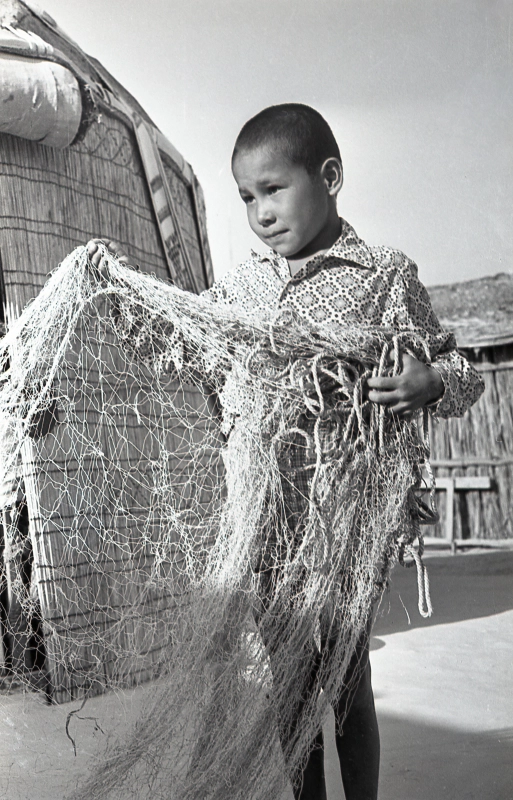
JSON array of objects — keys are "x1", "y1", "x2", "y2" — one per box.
[{"x1": 0, "y1": 246, "x2": 435, "y2": 799}]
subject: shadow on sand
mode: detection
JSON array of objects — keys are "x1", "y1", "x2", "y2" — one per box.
[
  {"x1": 377, "y1": 713, "x2": 513, "y2": 800},
  {"x1": 323, "y1": 707, "x2": 513, "y2": 800},
  {"x1": 373, "y1": 551, "x2": 513, "y2": 636}
]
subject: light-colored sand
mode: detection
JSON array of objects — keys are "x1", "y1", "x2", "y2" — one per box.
[
  {"x1": 0, "y1": 680, "x2": 149, "y2": 799},
  {"x1": 1, "y1": 550, "x2": 511, "y2": 799},
  {"x1": 325, "y1": 550, "x2": 513, "y2": 800}
]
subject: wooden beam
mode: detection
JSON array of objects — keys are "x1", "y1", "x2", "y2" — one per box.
[
  {"x1": 454, "y1": 476, "x2": 491, "y2": 490},
  {"x1": 473, "y1": 360, "x2": 513, "y2": 373},
  {"x1": 431, "y1": 458, "x2": 513, "y2": 468},
  {"x1": 435, "y1": 476, "x2": 492, "y2": 491},
  {"x1": 423, "y1": 536, "x2": 513, "y2": 549}
]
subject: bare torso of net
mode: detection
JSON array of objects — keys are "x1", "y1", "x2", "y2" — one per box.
[{"x1": 0, "y1": 248, "x2": 435, "y2": 799}]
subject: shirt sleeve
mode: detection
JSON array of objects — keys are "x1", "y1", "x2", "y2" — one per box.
[
  {"x1": 383, "y1": 254, "x2": 485, "y2": 419},
  {"x1": 110, "y1": 271, "x2": 229, "y2": 384},
  {"x1": 110, "y1": 253, "x2": 267, "y2": 381},
  {"x1": 111, "y1": 292, "x2": 182, "y2": 377}
]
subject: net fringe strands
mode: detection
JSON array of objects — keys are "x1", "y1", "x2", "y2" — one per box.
[{"x1": 0, "y1": 246, "x2": 436, "y2": 799}]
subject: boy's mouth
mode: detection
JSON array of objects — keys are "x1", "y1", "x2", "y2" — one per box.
[{"x1": 264, "y1": 230, "x2": 288, "y2": 240}]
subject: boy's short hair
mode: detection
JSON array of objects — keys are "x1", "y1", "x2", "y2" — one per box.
[{"x1": 232, "y1": 103, "x2": 341, "y2": 175}]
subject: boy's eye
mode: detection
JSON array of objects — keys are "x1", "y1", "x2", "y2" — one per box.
[
  {"x1": 267, "y1": 185, "x2": 280, "y2": 195},
  {"x1": 240, "y1": 194, "x2": 254, "y2": 205}
]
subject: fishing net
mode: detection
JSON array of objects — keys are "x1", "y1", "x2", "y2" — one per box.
[{"x1": 0, "y1": 246, "x2": 435, "y2": 799}]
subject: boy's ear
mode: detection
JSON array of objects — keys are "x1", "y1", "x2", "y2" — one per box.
[{"x1": 321, "y1": 158, "x2": 343, "y2": 196}]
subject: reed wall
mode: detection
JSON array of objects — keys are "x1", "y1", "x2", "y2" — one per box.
[
  {"x1": 428, "y1": 356, "x2": 513, "y2": 541},
  {"x1": 0, "y1": 114, "x2": 219, "y2": 701}
]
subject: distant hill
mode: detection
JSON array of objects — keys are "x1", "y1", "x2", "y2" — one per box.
[{"x1": 428, "y1": 272, "x2": 513, "y2": 348}]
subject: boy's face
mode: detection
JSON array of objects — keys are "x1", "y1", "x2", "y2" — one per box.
[{"x1": 232, "y1": 146, "x2": 333, "y2": 259}]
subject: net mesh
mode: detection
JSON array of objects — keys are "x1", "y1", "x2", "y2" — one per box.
[{"x1": 0, "y1": 246, "x2": 435, "y2": 799}]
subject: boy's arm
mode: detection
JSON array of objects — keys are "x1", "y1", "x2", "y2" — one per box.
[
  {"x1": 86, "y1": 238, "x2": 225, "y2": 385},
  {"x1": 368, "y1": 255, "x2": 485, "y2": 418}
]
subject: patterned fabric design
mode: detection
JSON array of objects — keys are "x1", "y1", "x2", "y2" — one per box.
[{"x1": 202, "y1": 219, "x2": 484, "y2": 419}]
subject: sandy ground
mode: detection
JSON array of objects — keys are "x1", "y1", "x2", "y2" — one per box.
[
  {"x1": 0, "y1": 550, "x2": 512, "y2": 800},
  {"x1": 325, "y1": 549, "x2": 513, "y2": 800}
]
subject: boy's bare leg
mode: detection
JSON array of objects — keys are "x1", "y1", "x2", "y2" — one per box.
[
  {"x1": 335, "y1": 657, "x2": 380, "y2": 800},
  {"x1": 293, "y1": 729, "x2": 326, "y2": 800},
  {"x1": 292, "y1": 661, "x2": 379, "y2": 800},
  {"x1": 292, "y1": 624, "x2": 379, "y2": 800}
]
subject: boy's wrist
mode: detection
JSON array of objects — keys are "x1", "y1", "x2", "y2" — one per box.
[{"x1": 425, "y1": 364, "x2": 445, "y2": 408}]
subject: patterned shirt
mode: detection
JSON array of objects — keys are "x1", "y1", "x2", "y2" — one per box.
[{"x1": 201, "y1": 218, "x2": 484, "y2": 419}]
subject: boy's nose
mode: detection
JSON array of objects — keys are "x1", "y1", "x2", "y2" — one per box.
[{"x1": 256, "y1": 203, "x2": 275, "y2": 227}]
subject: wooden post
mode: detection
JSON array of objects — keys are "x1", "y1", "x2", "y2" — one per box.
[{"x1": 434, "y1": 476, "x2": 492, "y2": 552}]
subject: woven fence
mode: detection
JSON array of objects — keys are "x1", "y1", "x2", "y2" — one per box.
[
  {"x1": 428, "y1": 357, "x2": 513, "y2": 541},
  {"x1": 0, "y1": 114, "x2": 218, "y2": 702}
]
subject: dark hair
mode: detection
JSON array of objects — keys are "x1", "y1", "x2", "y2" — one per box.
[{"x1": 232, "y1": 103, "x2": 341, "y2": 175}]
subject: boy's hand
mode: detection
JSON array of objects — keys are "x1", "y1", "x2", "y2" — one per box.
[
  {"x1": 86, "y1": 238, "x2": 129, "y2": 277},
  {"x1": 367, "y1": 353, "x2": 444, "y2": 415}
]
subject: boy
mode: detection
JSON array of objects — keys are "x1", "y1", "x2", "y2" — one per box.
[{"x1": 88, "y1": 103, "x2": 484, "y2": 800}]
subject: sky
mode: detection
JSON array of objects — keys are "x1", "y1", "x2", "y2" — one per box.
[{"x1": 35, "y1": 0, "x2": 512, "y2": 286}]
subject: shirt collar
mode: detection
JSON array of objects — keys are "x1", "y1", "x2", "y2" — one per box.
[{"x1": 255, "y1": 218, "x2": 375, "y2": 282}]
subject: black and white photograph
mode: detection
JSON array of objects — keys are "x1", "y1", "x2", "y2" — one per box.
[{"x1": 0, "y1": 2, "x2": 511, "y2": 798}]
